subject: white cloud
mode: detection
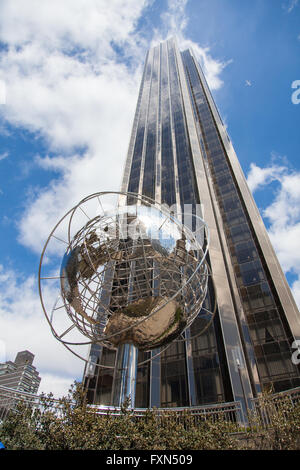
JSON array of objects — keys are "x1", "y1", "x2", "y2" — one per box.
[
  {"x1": 160, "y1": 0, "x2": 189, "y2": 35},
  {"x1": 151, "y1": 0, "x2": 231, "y2": 90},
  {"x1": 2, "y1": 49, "x2": 140, "y2": 152},
  {"x1": 247, "y1": 161, "x2": 287, "y2": 193},
  {"x1": 0, "y1": 82, "x2": 5, "y2": 105},
  {"x1": 247, "y1": 162, "x2": 300, "y2": 308},
  {"x1": 0, "y1": 0, "x2": 148, "y2": 53},
  {"x1": 0, "y1": 264, "x2": 87, "y2": 397},
  {"x1": 0, "y1": 151, "x2": 9, "y2": 161},
  {"x1": 0, "y1": 1, "x2": 146, "y2": 253},
  {"x1": 0, "y1": 0, "x2": 149, "y2": 155},
  {"x1": 292, "y1": 278, "x2": 300, "y2": 308},
  {"x1": 39, "y1": 373, "x2": 74, "y2": 399},
  {"x1": 282, "y1": 0, "x2": 299, "y2": 13}
]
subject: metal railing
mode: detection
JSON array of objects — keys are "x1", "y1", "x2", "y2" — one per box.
[
  {"x1": 1, "y1": 384, "x2": 299, "y2": 429},
  {"x1": 0, "y1": 384, "x2": 58, "y2": 421},
  {"x1": 250, "y1": 386, "x2": 300, "y2": 429},
  {"x1": 0, "y1": 384, "x2": 242, "y2": 425},
  {"x1": 89, "y1": 400, "x2": 243, "y2": 426}
]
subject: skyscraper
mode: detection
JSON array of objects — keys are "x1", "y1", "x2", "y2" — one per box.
[
  {"x1": 84, "y1": 38, "x2": 300, "y2": 412},
  {"x1": 0, "y1": 350, "x2": 41, "y2": 394}
]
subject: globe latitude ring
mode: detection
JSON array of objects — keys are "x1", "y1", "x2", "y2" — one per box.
[{"x1": 38, "y1": 191, "x2": 213, "y2": 365}]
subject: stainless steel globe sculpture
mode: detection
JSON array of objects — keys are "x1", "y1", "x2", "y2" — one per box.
[{"x1": 39, "y1": 192, "x2": 213, "y2": 367}]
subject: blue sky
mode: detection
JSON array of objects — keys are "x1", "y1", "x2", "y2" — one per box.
[{"x1": 0, "y1": 0, "x2": 299, "y2": 397}]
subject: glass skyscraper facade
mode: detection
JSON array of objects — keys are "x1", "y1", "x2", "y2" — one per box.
[{"x1": 84, "y1": 38, "x2": 300, "y2": 411}]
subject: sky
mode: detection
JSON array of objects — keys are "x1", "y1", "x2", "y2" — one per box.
[{"x1": 0, "y1": 0, "x2": 299, "y2": 398}]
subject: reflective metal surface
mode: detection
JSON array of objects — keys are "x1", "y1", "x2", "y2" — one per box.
[
  {"x1": 113, "y1": 343, "x2": 138, "y2": 407},
  {"x1": 39, "y1": 191, "x2": 212, "y2": 407},
  {"x1": 59, "y1": 201, "x2": 209, "y2": 351}
]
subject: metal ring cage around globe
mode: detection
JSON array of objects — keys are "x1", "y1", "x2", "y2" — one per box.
[{"x1": 38, "y1": 191, "x2": 215, "y2": 367}]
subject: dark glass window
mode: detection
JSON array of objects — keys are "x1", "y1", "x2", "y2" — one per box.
[
  {"x1": 160, "y1": 342, "x2": 189, "y2": 407},
  {"x1": 135, "y1": 351, "x2": 150, "y2": 408},
  {"x1": 236, "y1": 260, "x2": 265, "y2": 286},
  {"x1": 230, "y1": 223, "x2": 252, "y2": 243},
  {"x1": 233, "y1": 240, "x2": 257, "y2": 263}
]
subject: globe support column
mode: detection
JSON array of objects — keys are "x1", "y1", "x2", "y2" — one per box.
[{"x1": 113, "y1": 343, "x2": 138, "y2": 408}]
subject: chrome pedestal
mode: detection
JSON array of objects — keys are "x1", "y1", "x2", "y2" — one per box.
[{"x1": 113, "y1": 343, "x2": 137, "y2": 408}]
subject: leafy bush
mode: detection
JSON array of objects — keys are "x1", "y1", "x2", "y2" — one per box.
[
  {"x1": 0, "y1": 382, "x2": 237, "y2": 450},
  {"x1": 0, "y1": 383, "x2": 299, "y2": 450}
]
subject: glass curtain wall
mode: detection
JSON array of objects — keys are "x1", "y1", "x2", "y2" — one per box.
[{"x1": 84, "y1": 38, "x2": 300, "y2": 408}]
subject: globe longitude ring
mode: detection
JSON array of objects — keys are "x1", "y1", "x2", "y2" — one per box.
[{"x1": 38, "y1": 191, "x2": 214, "y2": 368}]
